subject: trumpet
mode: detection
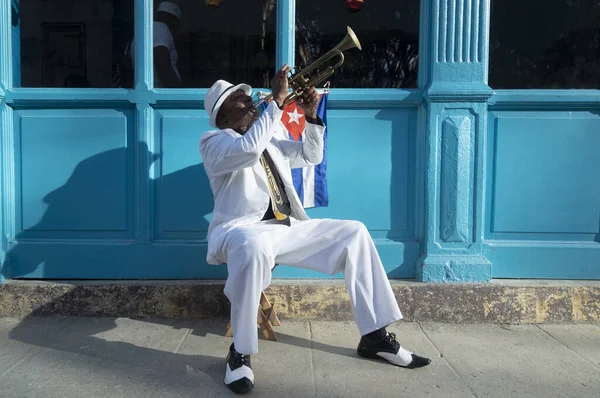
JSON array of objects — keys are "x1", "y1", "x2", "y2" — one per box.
[{"x1": 253, "y1": 26, "x2": 362, "y2": 109}]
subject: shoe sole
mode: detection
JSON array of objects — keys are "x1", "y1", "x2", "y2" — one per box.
[
  {"x1": 224, "y1": 378, "x2": 254, "y2": 394},
  {"x1": 357, "y1": 349, "x2": 430, "y2": 369}
]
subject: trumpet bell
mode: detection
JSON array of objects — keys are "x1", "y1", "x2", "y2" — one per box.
[{"x1": 344, "y1": 26, "x2": 362, "y2": 52}]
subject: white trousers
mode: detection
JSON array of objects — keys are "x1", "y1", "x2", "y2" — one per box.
[{"x1": 221, "y1": 217, "x2": 403, "y2": 355}]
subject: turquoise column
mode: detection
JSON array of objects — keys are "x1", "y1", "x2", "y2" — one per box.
[
  {"x1": 416, "y1": 0, "x2": 493, "y2": 282},
  {"x1": 0, "y1": 0, "x2": 12, "y2": 282},
  {"x1": 133, "y1": 0, "x2": 154, "y2": 243},
  {"x1": 276, "y1": 0, "x2": 295, "y2": 70},
  {"x1": 11, "y1": 0, "x2": 19, "y2": 87}
]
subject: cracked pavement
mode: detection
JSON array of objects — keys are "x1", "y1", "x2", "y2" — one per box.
[{"x1": 1, "y1": 318, "x2": 599, "y2": 397}]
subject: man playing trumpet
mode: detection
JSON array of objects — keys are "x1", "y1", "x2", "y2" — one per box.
[{"x1": 200, "y1": 64, "x2": 431, "y2": 394}]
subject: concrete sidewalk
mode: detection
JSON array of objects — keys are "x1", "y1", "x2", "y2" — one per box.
[{"x1": 1, "y1": 318, "x2": 599, "y2": 397}]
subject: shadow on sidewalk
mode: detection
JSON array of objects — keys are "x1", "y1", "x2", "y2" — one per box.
[
  {"x1": 8, "y1": 315, "x2": 226, "y2": 393},
  {"x1": 7, "y1": 304, "x2": 358, "y2": 395}
]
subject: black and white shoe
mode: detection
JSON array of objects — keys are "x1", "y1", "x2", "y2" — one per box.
[
  {"x1": 357, "y1": 332, "x2": 431, "y2": 369},
  {"x1": 224, "y1": 344, "x2": 254, "y2": 394}
]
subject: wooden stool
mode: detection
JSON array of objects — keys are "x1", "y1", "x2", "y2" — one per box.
[{"x1": 225, "y1": 291, "x2": 282, "y2": 341}]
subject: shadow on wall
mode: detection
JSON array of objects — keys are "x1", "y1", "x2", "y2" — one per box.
[{"x1": 2, "y1": 142, "x2": 218, "y2": 280}]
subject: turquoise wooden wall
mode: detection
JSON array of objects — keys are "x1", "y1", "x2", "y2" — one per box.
[{"x1": 0, "y1": 0, "x2": 599, "y2": 282}]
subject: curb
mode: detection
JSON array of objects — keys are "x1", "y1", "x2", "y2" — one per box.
[{"x1": 1, "y1": 280, "x2": 599, "y2": 323}]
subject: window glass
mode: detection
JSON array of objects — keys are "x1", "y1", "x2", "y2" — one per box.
[
  {"x1": 149, "y1": 0, "x2": 277, "y2": 88},
  {"x1": 295, "y1": 0, "x2": 420, "y2": 89},
  {"x1": 489, "y1": 0, "x2": 600, "y2": 89},
  {"x1": 15, "y1": 0, "x2": 134, "y2": 88}
]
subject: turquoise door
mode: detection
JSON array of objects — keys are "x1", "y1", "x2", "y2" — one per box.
[{"x1": 0, "y1": 0, "x2": 421, "y2": 281}]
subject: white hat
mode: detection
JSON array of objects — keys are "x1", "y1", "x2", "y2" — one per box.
[
  {"x1": 157, "y1": 2, "x2": 181, "y2": 20},
  {"x1": 205, "y1": 80, "x2": 252, "y2": 128}
]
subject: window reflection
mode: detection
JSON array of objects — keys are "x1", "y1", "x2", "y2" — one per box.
[
  {"x1": 295, "y1": 0, "x2": 420, "y2": 89},
  {"x1": 14, "y1": 0, "x2": 277, "y2": 89},
  {"x1": 16, "y1": 0, "x2": 134, "y2": 88},
  {"x1": 489, "y1": 0, "x2": 600, "y2": 89},
  {"x1": 147, "y1": 0, "x2": 277, "y2": 88}
]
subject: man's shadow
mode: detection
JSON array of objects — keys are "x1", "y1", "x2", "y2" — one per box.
[
  {"x1": 3, "y1": 141, "x2": 357, "y2": 393},
  {"x1": 8, "y1": 314, "x2": 230, "y2": 391},
  {"x1": 7, "y1": 309, "x2": 357, "y2": 395},
  {"x1": 2, "y1": 142, "x2": 221, "y2": 280}
]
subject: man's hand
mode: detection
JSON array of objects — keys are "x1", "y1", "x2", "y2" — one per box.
[
  {"x1": 271, "y1": 64, "x2": 292, "y2": 108},
  {"x1": 296, "y1": 86, "x2": 319, "y2": 119}
]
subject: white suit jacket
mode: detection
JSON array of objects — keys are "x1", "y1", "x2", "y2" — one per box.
[{"x1": 199, "y1": 101, "x2": 326, "y2": 264}]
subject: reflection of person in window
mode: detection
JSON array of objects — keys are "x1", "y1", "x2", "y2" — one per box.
[{"x1": 153, "y1": 1, "x2": 182, "y2": 87}]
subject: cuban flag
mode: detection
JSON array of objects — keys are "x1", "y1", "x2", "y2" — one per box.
[{"x1": 259, "y1": 92, "x2": 329, "y2": 208}]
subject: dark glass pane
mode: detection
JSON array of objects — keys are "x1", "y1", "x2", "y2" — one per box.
[
  {"x1": 149, "y1": 0, "x2": 277, "y2": 88},
  {"x1": 295, "y1": 0, "x2": 419, "y2": 89},
  {"x1": 490, "y1": 0, "x2": 600, "y2": 89},
  {"x1": 16, "y1": 0, "x2": 134, "y2": 88}
]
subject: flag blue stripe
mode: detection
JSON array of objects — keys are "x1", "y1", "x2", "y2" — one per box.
[{"x1": 312, "y1": 94, "x2": 328, "y2": 207}]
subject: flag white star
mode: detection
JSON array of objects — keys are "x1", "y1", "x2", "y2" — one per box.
[{"x1": 286, "y1": 108, "x2": 304, "y2": 125}]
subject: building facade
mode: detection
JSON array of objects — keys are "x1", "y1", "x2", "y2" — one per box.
[{"x1": 1, "y1": 0, "x2": 599, "y2": 283}]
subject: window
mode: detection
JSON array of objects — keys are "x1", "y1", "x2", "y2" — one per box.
[
  {"x1": 295, "y1": 0, "x2": 420, "y2": 89},
  {"x1": 489, "y1": 0, "x2": 600, "y2": 89},
  {"x1": 148, "y1": 0, "x2": 277, "y2": 89},
  {"x1": 15, "y1": 0, "x2": 134, "y2": 88}
]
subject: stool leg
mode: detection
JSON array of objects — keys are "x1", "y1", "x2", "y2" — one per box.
[
  {"x1": 257, "y1": 307, "x2": 277, "y2": 341},
  {"x1": 260, "y1": 291, "x2": 281, "y2": 326},
  {"x1": 270, "y1": 301, "x2": 281, "y2": 326}
]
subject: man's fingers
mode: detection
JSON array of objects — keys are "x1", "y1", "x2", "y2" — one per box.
[{"x1": 278, "y1": 64, "x2": 291, "y2": 78}]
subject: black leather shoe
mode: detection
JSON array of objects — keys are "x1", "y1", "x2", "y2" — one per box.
[
  {"x1": 405, "y1": 353, "x2": 432, "y2": 369},
  {"x1": 357, "y1": 332, "x2": 431, "y2": 368},
  {"x1": 224, "y1": 344, "x2": 254, "y2": 394}
]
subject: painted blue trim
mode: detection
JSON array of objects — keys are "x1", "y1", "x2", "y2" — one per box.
[
  {"x1": 417, "y1": 0, "x2": 432, "y2": 89},
  {"x1": 485, "y1": 242, "x2": 600, "y2": 279},
  {"x1": 131, "y1": 0, "x2": 155, "y2": 244},
  {"x1": 323, "y1": 89, "x2": 422, "y2": 108},
  {"x1": 0, "y1": 104, "x2": 14, "y2": 282},
  {"x1": 136, "y1": 103, "x2": 154, "y2": 243},
  {"x1": 276, "y1": 0, "x2": 295, "y2": 70},
  {"x1": 0, "y1": 0, "x2": 10, "y2": 93},
  {"x1": 10, "y1": 0, "x2": 18, "y2": 87},
  {"x1": 134, "y1": 0, "x2": 153, "y2": 90},
  {"x1": 5, "y1": 88, "x2": 422, "y2": 108},
  {"x1": 489, "y1": 90, "x2": 600, "y2": 108},
  {"x1": 0, "y1": 0, "x2": 10, "y2": 281},
  {"x1": 424, "y1": 82, "x2": 493, "y2": 102},
  {"x1": 3, "y1": 88, "x2": 423, "y2": 110},
  {"x1": 5, "y1": 89, "x2": 131, "y2": 108},
  {"x1": 7, "y1": 239, "x2": 417, "y2": 279}
]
